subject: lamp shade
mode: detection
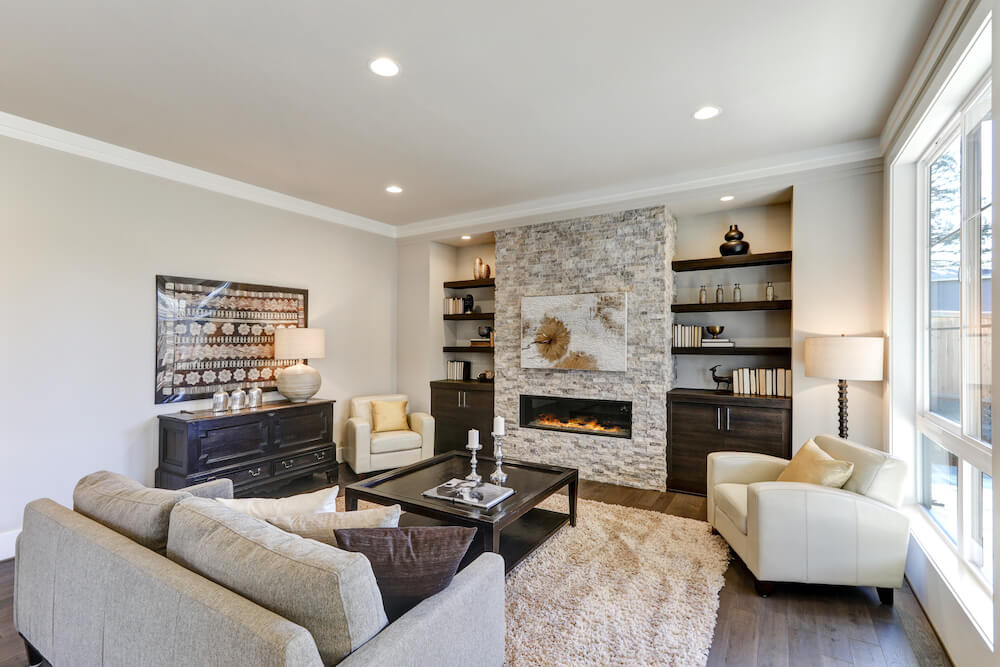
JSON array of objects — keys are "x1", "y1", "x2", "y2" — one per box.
[
  {"x1": 274, "y1": 327, "x2": 326, "y2": 360},
  {"x1": 804, "y1": 336, "x2": 883, "y2": 381}
]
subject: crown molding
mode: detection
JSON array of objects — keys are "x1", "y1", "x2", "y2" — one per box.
[
  {"x1": 0, "y1": 111, "x2": 398, "y2": 238},
  {"x1": 394, "y1": 138, "x2": 882, "y2": 240},
  {"x1": 879, "y1": 0, "x2": 981, "y2": 156}
]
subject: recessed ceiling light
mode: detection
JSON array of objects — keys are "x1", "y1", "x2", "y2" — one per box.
[
  {"x1": 693, "y1": 105, "x2": 721, "y2": 120},
  {"x1": 385, "y1": 185, "x2": 403, "y2": 194},
  {"x1": 720, "y1": 195, "x2": 735, "y2": 202},
  {"x1": 369, "y1": 57, "x2": 399, "y2": 77},
  {"x1": 461, "y1": 235, "x2": 472, "y2": 240}
]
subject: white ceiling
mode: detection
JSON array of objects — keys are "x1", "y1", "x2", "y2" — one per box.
[{"x1": 0, "y1": 1, "x2": 941, "y2": 227}]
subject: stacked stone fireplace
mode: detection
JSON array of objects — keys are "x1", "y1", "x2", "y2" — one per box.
[{"x1": 494, "y1": 206, "x2": 675, "y2": 490}]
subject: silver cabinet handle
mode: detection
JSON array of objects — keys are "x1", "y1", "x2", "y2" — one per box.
[
  {"x1": 717, "y1": 407, "x2": 721, "y2": 431},
  {"x1": 282, "y1": 460, "x2": 294, "y2": 469},
  {"x1": 248, "y1": 467, "x2": 262, "y2": 478},
  {"x1": 314, "y1": 451, "x2": 326, "y2": 461},
  {"x1": 726, "y1": 408, "x2": 731, "y2": 431},
  {"x1": 458, "y1": 392, "x2": 462, "y2": 407}
]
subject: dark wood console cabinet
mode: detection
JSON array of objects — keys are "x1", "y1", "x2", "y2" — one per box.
[
  {"x1": 156, "y1": 400, "x2": 338, "y2": 496},
  {"x1": 666, "y1": 389, "x2": 791, "y2": 495},
  {"x1": 430, "y1": 380, "x2": 494, "y2": 457}
]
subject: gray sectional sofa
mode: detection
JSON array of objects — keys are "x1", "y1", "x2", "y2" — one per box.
[{"x1": 13, "y1": 472, "x2": 505, "y2": 666}]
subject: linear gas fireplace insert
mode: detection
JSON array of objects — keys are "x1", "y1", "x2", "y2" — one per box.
[{"x1": 519, "y1": 394, "x2": 632, "y2": 439}]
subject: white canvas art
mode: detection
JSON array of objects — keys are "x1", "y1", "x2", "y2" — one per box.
[{"x1": 520, "y1": 292, "x2": 627, "y2": 371}]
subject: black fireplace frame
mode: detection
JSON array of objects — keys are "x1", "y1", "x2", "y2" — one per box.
[{"x1": 519, "y1": 394, "x2": 633, "y2": 439}]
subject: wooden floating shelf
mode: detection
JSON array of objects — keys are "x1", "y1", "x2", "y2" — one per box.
[
  {"x1": 444, "y1": 313, "x2": 495, "y2": 320},
  {"x1": 671, "y1": 251, "x2": 792, "y2": 272},
  {"x1": 443, "y1": 346, "x2": 495, "y2": 353},
  {"x1": 668, "y1": 388, "x2": 792, "y2": 407},
  {"x1": 671, "y1": 346, "x2": 791, "y2": 356},
  {"x1": 672, "y1": 300, "x2": 791, "y2": 313},
  {"x1": 443, "y1": 278, "x2": 495, "y2": 289}
]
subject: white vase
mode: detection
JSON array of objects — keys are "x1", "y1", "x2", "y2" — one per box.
[{"x1": 276, "y1": 362, "x2": 321, "y2": 402}]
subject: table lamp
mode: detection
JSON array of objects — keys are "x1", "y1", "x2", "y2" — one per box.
[
  {"x1": 804, "y1": 335, "x2": 883, "y2": 439},
  {"x1": 274, "y1": 327, "x2": 326, "y2": 402}
]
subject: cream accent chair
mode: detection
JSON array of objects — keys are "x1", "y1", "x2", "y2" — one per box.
[
  {"x1": 707, "y1": 434, "x2": 909, "y2": 604},
  {"x1": 345, "y1": 394, "x2": 435, "y2": 474}
]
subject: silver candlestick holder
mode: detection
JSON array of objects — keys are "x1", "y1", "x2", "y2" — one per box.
[
  {"x1": 490, "y1": 433, "x2": 508, "y2": 485},
  {"x1": 466, "y1": 440, "x2": 482, "y2": 483}
]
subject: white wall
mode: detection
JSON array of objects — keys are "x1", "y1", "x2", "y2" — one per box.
[
  {"x1": 454, "y1": 243, "x2": 496, "y2": 281},
  {"x1": 0, "y1": 136, "x2": 396, "y2": 554},
  {"x1": 791, "y1": 169, "x2": 885, "y2": 450}
]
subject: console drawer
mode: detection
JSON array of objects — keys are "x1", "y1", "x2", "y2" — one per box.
[{"x1": 273, "y1": 447, "x2": 335, "y2": 476}]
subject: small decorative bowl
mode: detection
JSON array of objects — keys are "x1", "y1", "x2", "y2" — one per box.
[{"x1": 706, "y1": 325, "x2": 725, "y2": 339}]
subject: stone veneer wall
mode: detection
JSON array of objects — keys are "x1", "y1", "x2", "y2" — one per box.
[{"x1": 494, "y1": 206, "x2": 675, "y2": 489}]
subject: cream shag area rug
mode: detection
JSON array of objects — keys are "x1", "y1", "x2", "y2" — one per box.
[
  {"x1": 505, "y1": 496, "x2": 729, "y2": 667},
  {"x1": 337, "y1": 494, "x2": 729, "y2": 666}
]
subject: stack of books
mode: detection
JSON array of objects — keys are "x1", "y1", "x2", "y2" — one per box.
[
  {"x1": 447, "y1": 360, "x2": 471, "y2": 380},
  {"x1": 469, "y1": 335, "x2": 494, "y2": 348},
  {"x1": 673, "y1": 324, "x2": 703, "y2": 348},
  {"x1": 733, "y1": 368, "x2": 792, "y2": 397},
  {"x1": 701, "y1": 337, "x2": 734, "y2": 348},
  {"x1": 444, "y1": 298, "x2": 466, "y2": 314}
]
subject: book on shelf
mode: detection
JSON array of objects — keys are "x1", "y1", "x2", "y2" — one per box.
[
  {"x1": 672, "y1": 324, "x2": 704, "y2": 348},
  {"x1": 447, "y1": 360, "x2": 471, "y2": 381},
  {"x1": 732, "y1": 367, "x2": 791, "y2": 397},
  {"x1": 469, "y1": 338, "x2": 493, "y2": 347},
  {"x1": 444, "y1": 297, "x2": 466, "y2": 315},
  {"x1": 701, "y1": 340, "x2": 735, "y2": 347}
]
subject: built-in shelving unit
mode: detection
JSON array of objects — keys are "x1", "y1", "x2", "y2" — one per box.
[
  {"x1": 443, "y1": 346, "x2": 495, "y2": 353},
  {"x1": 443, "y1": 278, "x2": 495, "y2": 289},
  {"x1": 671, "y1": 300, "x2": 791, "y2": 313}
]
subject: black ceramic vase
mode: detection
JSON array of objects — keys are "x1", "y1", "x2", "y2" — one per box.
[{"x1": 719, "y1": 225, "x2": 750, "y2": 256}]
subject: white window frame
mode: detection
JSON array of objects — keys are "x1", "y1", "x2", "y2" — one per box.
[{"x1": 915, "y1": 73, "x2": 993, "y2": 587}]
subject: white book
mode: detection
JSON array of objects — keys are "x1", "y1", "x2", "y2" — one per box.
[
  {"x1": 735, "y1": 369, "x2": 743, "y2": 394},
  {"x1": 758, "y1": 369, "x2": 765, "y2": 396},
  {"x1": 777, "y1": 369, "x2": 785, "y2": 397},
  {"x1": 785, "y1": 369, "x2": 792, "y2": 397}
]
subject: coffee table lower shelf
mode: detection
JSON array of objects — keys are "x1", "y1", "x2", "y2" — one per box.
[{"x1": 401, "y1": 506, "x2": 569, "y2": 574}]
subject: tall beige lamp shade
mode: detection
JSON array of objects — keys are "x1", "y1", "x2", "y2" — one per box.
[
  {"x1": 274, "y1": 328, "x2": 326, "y2": 402},
  {"x1": 804, "y1": 335, "x2": 884, "y2": 439}
]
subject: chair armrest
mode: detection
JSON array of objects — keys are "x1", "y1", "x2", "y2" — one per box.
[
  {"x1": 746, "y1": 482, "x2": 910, "y2": 587},
  {"x1": 346, "y1": 417, "x2": 372, "y2": 473},
  {"x1": 339, "y1": 553, "x2": 505, "y2": 667},
  {"x1": 408, "y1": 412, "x2": 435, "y2": 460},
  {"x1": 707, "y1": 452, "x2": 788, "y2": 487},
  {"x1": 182, "y1": 478, "x2": 234, "y2": 499}
]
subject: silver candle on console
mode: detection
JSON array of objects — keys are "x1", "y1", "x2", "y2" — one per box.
[
  {"x1": 490, "y1": 416, "x2": 508, "y2": 485},
  {"x1": 466, "y1": 429, "x2": 482, "y2": 482}
]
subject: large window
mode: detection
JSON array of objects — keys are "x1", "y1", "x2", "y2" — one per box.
[{"x1": 919, "y1": 80, "x2": 993, "y2": 584}]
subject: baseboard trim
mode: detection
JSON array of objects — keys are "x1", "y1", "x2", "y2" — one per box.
[{"x1": 0, "y1": 528, "x2": 20, "y2": 560}]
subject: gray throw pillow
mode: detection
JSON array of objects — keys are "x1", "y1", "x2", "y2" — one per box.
[{"x1": 334, "y1": 526, "x2": 476, "y2": 621}]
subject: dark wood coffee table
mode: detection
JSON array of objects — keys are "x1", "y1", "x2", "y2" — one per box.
[{"x1": 344, "y1": 452, "x2": 578, "y2": 573}]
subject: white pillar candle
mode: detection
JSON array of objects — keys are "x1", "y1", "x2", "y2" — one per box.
[
  {"x1": 493, "y1": 416, "x2": 505, "y2": 436},
  {"x1": 468, "y1": 429, "x2": 479, "y2": 446}
]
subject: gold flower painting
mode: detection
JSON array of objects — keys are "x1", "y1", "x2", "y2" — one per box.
[{"x1": 520, "y1": 292, "x2": 627, "y2": 371}]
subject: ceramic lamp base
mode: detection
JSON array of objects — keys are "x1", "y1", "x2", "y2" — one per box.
[{"x1": 276, "y1": 362, "x2": 321, "y2": 402}]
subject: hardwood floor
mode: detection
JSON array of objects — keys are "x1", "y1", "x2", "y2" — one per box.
[{"x1": 0, "y1": 466, "x2": 952, "y2": 667}]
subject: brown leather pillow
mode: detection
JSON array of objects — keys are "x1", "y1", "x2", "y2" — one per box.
[{"x1": 334, "y1": 526, "x2": 476, "y2": 621}]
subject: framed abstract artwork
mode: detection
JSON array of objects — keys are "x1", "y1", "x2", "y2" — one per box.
[
  {"x1": 155, "y1": 275, "x2": 308, "y2": 403},
  {"x1": 520, "y1": 292, "x2": 627, "y2": 371}
]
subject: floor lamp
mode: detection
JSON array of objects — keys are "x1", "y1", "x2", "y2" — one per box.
[{"x1": 804, "y1": 335, "x2": 884, "y2": 439}]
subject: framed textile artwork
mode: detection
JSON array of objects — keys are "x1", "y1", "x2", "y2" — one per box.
[
  {"x1": 155, "y1": 275, "x2": 308, "y2": 403},
  {"x1": 520, "y1": 292, "x2": 627, "y2": 372}
]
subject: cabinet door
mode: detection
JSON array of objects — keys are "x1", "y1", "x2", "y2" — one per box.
[
  {"x1": 195, "y1": 414, "x2": 269, "y2": 471},
  {"x1": 432, "y1": 387, "x2": 465, "y2": 454},
  {"x1": 722, "y1": 406, "x2": 790, "y2": 458},
  {"x1": 667, "y1": 402, "x2": 725, "y2": 495},
  {"x1": 273, "y1": 404, "x2": 331, "y2": 451},
  {"x1": 464, "y1": 390, "x2": 495, "y2": 458}
]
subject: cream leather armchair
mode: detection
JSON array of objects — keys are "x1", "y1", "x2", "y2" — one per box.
[
  {"x1": 344, "y1": 394, "x2": 435, "y2": 474},
  {"x1": 707, "y1": 434, "x2": 910, "y2": 604}
]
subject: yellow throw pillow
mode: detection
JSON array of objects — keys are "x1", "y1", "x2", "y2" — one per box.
[
  {"x1": 371, "y1": 400, "x2": 409, "y2": 432},
  {"x1": 777, "y1": 439, "x2": 855, "y2": 488}
]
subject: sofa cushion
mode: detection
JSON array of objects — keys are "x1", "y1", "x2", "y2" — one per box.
[
  {"x1": 713, "y1": 483, "x2": 748, "y2": 534},
  {"x1": 167, "y1": 497, "x2": 386, "y2": 665},
  {"x1": 370, "y1": 430, "x2": 422, "y2": 454},
  {"x1": 813, "y1": 434, "x2": 908, "y2": 507},
  {"x1": 268, "y1": 505, "x2": 402, "y2": 544},
  {"x1": 778, "y1": 439, "x2": 854, "y2": 488},
  {"x1": 215, "y1": 486, "x2": 338, "y2": 520},
  {"x1": 350, "y1": 393, "x2": 409, "y2": 423},
  {"x1": 372, "y1": 400, "x2": 409, "y2": 432},
  {"x1": 335, "y1": 526, "x2": 476, "y2": 621},
  {"x1": 73, "y1": 471, "x2": 190, "y2": 552}
]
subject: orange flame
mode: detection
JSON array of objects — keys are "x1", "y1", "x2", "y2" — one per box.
[{"x1": 531, "y1": 413, "x2": 627, "y2": 434}]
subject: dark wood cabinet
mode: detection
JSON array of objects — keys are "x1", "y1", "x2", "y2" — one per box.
[
  {"x1": 667, "y1": 389, "x2": 791, "y2": 495},
  {"x1": 430, "y1": 380, "x2": 494, "y2": 457},
  {"x1": 156, "y1": 400, "x2": 338, "y2": 496}
]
